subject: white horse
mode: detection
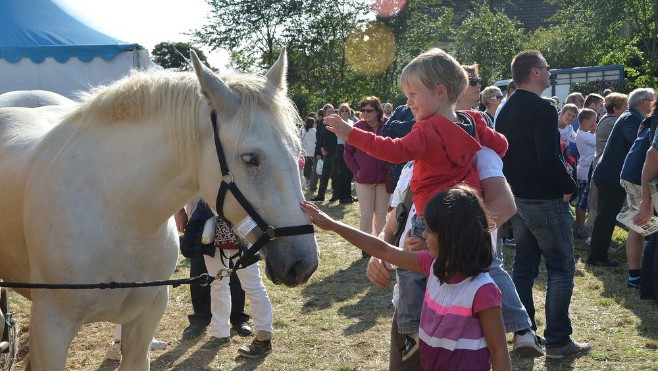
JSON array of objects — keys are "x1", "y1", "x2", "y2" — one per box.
[
  {"x1": 0, "y1": 50, "x2": 318, "y2": 370},
  {"x1": 0, "y1": 90, "x2": 76, "y2": 108}
]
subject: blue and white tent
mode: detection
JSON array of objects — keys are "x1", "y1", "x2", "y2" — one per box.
[{"x1": 0, "y1": 0, "x2": 150, "y2": 98}]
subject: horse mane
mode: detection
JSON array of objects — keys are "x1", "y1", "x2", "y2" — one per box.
[
  {"x1": 65, "y1": 69, "x2": 302, "y2": 171},
  {"x1": 221, "y1": 73, "x2": 302, "y2": 154}
]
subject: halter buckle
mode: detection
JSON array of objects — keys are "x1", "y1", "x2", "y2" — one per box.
[
  {"x1": 215, "y1": 268, "x2": 232, "y2": 281},
  {"x1": 264, "y1": 226, "x2": 276, "y2": 240},
  {"x1": 221, "y1": 172, "x2": 234, "y2": 184}
]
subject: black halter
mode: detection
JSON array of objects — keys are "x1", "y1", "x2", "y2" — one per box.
[{"x1": 210, "y1": 111, "x2": 314, "y2": 270}]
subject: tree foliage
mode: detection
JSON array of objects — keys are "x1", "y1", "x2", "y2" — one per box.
[
  {"x1": 187, "y1": 0, "x2": 656, "y2": 116},
  {"x1": 450, "y1": 4, "x2": 526, "y2": 84},
  {"x1": 151, "y1": 42, "x2": 209, "y2": 71}
]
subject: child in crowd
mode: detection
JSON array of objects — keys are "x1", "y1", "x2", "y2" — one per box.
[
  {"x1": 574, "y1": 108, "x2": 598, "y2": 239},
  {"x1": 201, "y1": 217, "x2": 274, "y2": 359},
  {"x1": 301, "y1": 185, "x2": 511, "y2": 371},
  {"x1": 323, "y1": 48, "x2": 507, "y2": 355},
  {"x1": 557, "y1": 104, "x2": 579, "y2": 178},
  {"x1": 324, "y1": 48, "x2": 507, "y2": 228}
]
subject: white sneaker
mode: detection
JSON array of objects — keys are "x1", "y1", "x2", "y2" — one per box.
[
  {"x1": 513, "y1": 331, "x2": 544, "y2": 358},
  {"x1": 106, "y1": 341, "x2": 122, "y2": 361},
  {"x1": 150, "y1": 338, "x2": 167, "y2": 350}
]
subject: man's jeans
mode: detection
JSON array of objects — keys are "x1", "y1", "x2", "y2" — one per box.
[
  {"x1": 489, "y1": 256, "x2": 532, "y2": 333},
  {"x1": 511, "y1": 198, "x2": 575, "y2": 347}
]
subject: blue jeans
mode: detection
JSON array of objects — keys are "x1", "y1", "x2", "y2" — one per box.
[
  {"x1": 396, "y1": 214, "x2": 428, "y2": 334},
  {"x1": 511, "y1": 198, "x2": 575, "y2": 347},
  {"x1": 395, "y1": 269, "x2": 427, "y2": 334},
  {"x1": 489, "y1": 257, "x2": 532, "y2": 333}
]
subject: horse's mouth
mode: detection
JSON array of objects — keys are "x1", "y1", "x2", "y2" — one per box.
[{"x1": 263, "y1": 255, "x2": 314, "y2": 287}]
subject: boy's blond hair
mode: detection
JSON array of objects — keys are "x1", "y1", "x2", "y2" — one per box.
[
  {"x1": 578, "y1": 108, "x2": 597, "y2": 123},
  {"x1": 560, "y1": 103, "x2": 578, "y2": 116},
  {"x1": 400, "y1": 48, "x2": 467, "y2": 103}
]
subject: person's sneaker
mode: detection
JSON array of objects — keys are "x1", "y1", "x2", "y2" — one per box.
[
  {"x1": 150, "y1": 338, "x2": 167, "y2": 350},
  {"x1": 400, "y1": 333, "x2": 419, "y2": 361},
  {"x1": 231, "y1": 322, "x2": 253, "y2": 337},
  {"x1": 201, "y1": 336, "x2": 231, "y2": 350},
  {"x1": 238, "y1": 338, "x2": 272, "y2": 358},
  {"x1": 106, "y1": 341, "x2": 122, "y2": 361},
  {"x1": 545, "y1": 340, "x2": 591, "y2": 359},
  {"x1": 182, "y1": 323, "x2": 207, "y2": 340},
  {"x1": 310, "y1": 195, "x2": 325, "y2": 202},
  {"x1": 628, "y1": 276, "x2": 641, "y2": 289},
  {"x1": 513, "y1": 330, "x2": 544, "y2": 358}
]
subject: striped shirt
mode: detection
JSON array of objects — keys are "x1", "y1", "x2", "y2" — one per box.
[{"x1": 417, "y1": 251, "x2": 501, "y2": 370}]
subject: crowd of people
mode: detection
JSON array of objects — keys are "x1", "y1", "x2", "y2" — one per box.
[
  {"x1": 107, "y1": 46, "x2": 658, "y2": 370},
  {"x1": 299, "y1": 47, "x2": 658, "y2": 370}
]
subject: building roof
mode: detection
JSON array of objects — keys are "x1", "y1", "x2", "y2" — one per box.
[
  {"x1": 493, "y1": 0, "x2": 560, "y2": 31},
  {"x1": 0, "y1": 0, "x2": 137, "y2": 64}
]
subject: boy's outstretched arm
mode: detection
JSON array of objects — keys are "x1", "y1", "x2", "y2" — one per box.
[{"x1": 301, "y1": 201, "x2": 421, "y2": 273}]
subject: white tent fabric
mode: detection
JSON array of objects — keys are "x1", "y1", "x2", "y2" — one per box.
[{"x1": 0, "y1": 0, "x2": 150, "y2": 98}]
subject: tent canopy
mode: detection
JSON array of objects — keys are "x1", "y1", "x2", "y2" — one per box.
[{"x1": 0, "y1": 0, "x2": 139, "y2": 64}]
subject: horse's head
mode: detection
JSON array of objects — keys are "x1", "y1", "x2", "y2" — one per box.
[{"x1": 191, "y1": 50, "x2": 319, "y2": 287}]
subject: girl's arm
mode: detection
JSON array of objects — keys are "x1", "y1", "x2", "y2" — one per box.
[
  {"x1": 479, "y1": 307, "x2": 512, "y2": 371},
  {"x1": 301, "y1": 201, "x2": 421, "y2": 273}
]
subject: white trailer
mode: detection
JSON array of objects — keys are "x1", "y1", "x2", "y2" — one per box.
[{"x1": 494, "y1": 64, "x2": 624, "y2": 104}]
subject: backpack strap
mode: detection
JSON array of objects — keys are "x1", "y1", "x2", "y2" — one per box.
[
  {"x1": 455, "y1": 111, "x2": 479, "y2": 141},
  {"x1": 647, "y1": 115, "x2": 658, "y2": 143}
]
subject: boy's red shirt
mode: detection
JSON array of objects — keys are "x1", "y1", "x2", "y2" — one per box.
[{"x1": 347, "y1": 110, "x2": 507, "y2": 215}]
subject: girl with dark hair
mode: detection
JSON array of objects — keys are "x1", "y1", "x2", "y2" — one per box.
[{"x1": 301, "y1": 185, "x2": 511, "y2": 371}]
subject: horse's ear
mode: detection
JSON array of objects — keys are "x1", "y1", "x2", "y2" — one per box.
[
  {"x1": 190, "y1": 49, "x2": 240, "y2": 116},
  {"x1": 265, "y1": 47, "x2": 287, "y2": 93}
]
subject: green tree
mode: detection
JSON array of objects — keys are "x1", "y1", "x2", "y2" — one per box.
[
  {"x1": 450, "y1": 4, "x2": 526, "y2": 84},
  {"x1": 548, "y1": 0, "x2": 658, "y2": 86},
  {"x1": 151, "y1": 42, "x2": 210, "y2": 71},
  {"x1": 192, "y1": 0, "x2": 305, "y2": 72}
]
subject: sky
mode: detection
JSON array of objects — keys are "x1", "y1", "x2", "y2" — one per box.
[{"x1": 55, "y1": 0, "x2": 229, "y2": 69}]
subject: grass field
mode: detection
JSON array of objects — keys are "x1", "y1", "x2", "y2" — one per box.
[{"x1": 5, "y1": 195, "x2": 658, "y2": 370}]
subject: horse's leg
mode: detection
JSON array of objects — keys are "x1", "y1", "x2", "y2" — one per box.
[
  {"x1": 28, "y1": 299, "x2": 82, "y2": 371},
  {"x1": 118, "y1": 287, "x2": 169, "y2": 371}
]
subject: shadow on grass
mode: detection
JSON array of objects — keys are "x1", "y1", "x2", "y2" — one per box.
[{"x1": 299, "y1": 258, "x2": 394, "y2": 334}]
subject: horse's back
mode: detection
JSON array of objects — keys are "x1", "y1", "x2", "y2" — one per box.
[
  {"x1": 0, "y1": 106, "x2": 71, "y2": 293},
  {"x1": 0, "y1": 90, "x2": 75, "y2": 108}
]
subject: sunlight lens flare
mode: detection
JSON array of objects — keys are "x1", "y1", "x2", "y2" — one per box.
[
  {"x1": 345, "y1": 22, "x2": 396, "y2": 76},
  {"x1": 370, "y1": 0, "x2": 407, "y2": 18}
]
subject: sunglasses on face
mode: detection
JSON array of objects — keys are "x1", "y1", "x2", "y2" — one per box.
[
  {"x1": 468, "y1": 77, "x2": 483, "y2": 86},
  {"x1": 339, "y1": 109, "x2": 349, "y2": 112},
  {"x1": 360, "y1": 108, "x2": 376, "y2": 113},
  {"x1": 495, "y1": 95, "x2": 503, "y2": 100}
]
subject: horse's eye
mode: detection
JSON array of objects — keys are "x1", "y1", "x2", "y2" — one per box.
[{"x1": 240, "y1": 153, "x2": 259, "y2": 166}]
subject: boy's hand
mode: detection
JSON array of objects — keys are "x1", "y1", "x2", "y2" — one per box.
[
  {"x1": 324, "y1": 114, "x2": 352, "y2": 139},
  {"x1": 301, "y1": 201, "x2": 336, "y2": 230},
  {"x1": 404, "y1": 234, "x2": 428, "y2": 252}
]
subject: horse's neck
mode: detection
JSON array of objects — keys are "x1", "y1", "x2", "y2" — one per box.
[{"x1": 65, "y1": 119, "x2": 198, "y2": 230}]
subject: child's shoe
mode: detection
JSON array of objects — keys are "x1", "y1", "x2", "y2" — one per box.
[
  {"x1": 401, "y1": 332, "x2": 419, "y2": 361},
  {"x1": 238, "y1": 338, "x2": 272, "y2": 358}
]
